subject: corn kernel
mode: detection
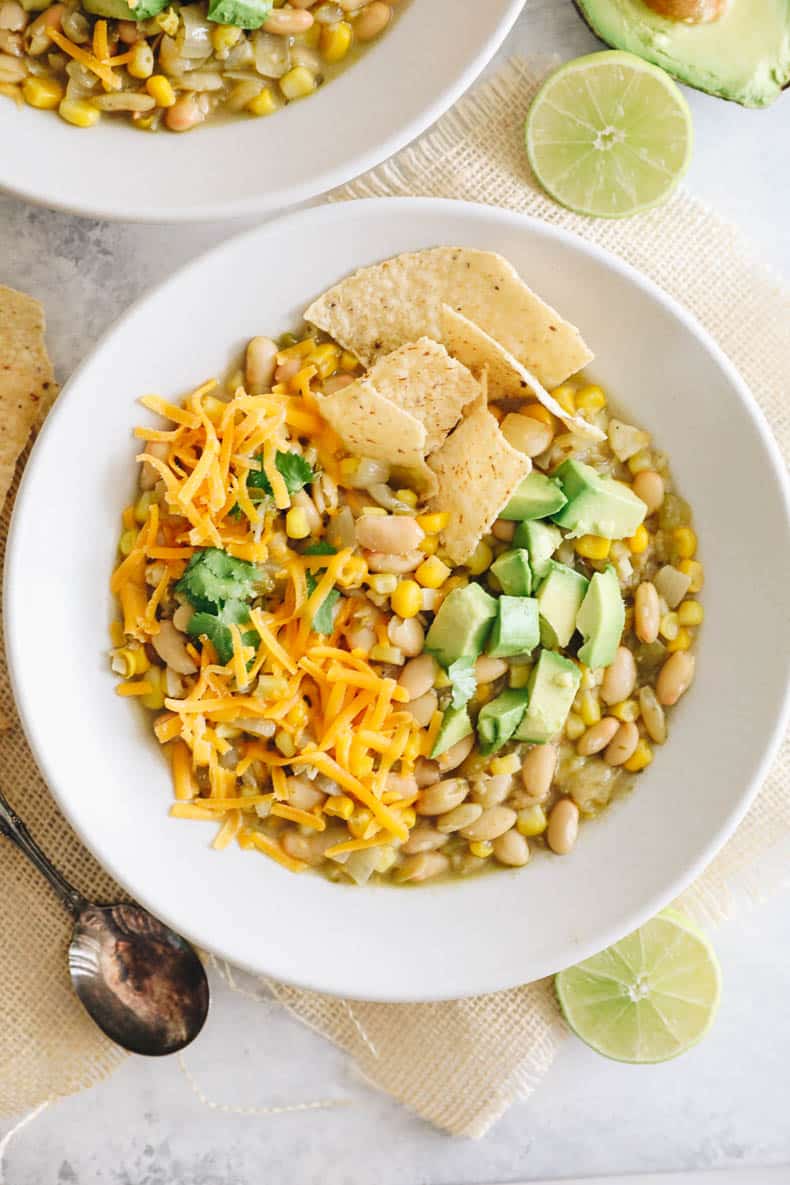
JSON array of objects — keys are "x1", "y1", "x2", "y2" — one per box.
[
  {"x1": 419, "y1": 535, "x2": 438, "y2": 556},
  {"x1": 575, "y1": 384, "x2": 606, "y2": 413},
  {"x1": 442, "y1": 574, "x2": 468, "y2": 595},
  {"x1": 338, "y1": 459, "x2": 359, "y2": 485},
  {"x1": 274, "y1": 729, "x2": 295, "y2": 757},
  {"x1": 348, "y1": 807, "x2": 374, "y2": 839},
  {"x1": 667, "y1": 627, "x2": 693, "y2": 653},
  {"x1": 551, "y1": 383, "x2": 576, "y2": 414},
  {"x1": 308, "y1": 341, "x2": 340, "y2": 379},
  {"x1": 134, "y1": 490, "x2": 156, "y2": 524},
  {"x1": 469, "y1": 840, "x2": 493, "y2": 859},
  {"x1": 659, "y1": 612, "x2": 679, "y2": 641},
  {"x1": 58, "y1": 98, "x2": 100, "y2": 127},
  {"x1": 678, "y1": 600, "x2": 704, "y2": 627},
  {"x1": 393, "y1": 487, "x2": 418, "y2": 509},
  {"x1": 475, "y1": 683, "x2": 494, "y2": 706},
  {"x1": 280, "y1": 65, "x2": 317, "y2": 101},
  {"x1": 517, "y1": 805, "x2": 547, "y2": 837},
  {"x1": 627, "y1": 449, "x2": 653, "y2": 476},
  {"x1": 624, "y1": 738, "x2": 653, "y2": 773},
  {"x1": 417, "y1": 511, "x2": 449, "y2": 534},
  {"x1": 673, "y1": 527, "x2": 697, "y2": 559},
  {"x1": 285, "y1": 506, "x2": 309, "y2": 539},
  {"x1": 522, "y1": 403, "x2": 556, "y2": 429},
  {"x1": 210, "y1": 23, "x2": 242, "y2": 55},
  {"x1": 146, "y1": 75, "x2": 176, "y2": 107},
  {"x1": 369, "y1": 643, "x2": 404, "y2": 664},
  {"x1": 119, "y1": 528, "x2": 137, "y2": 556},
  {"x1": 565, "y1": 712, "x2": 585, "y2": 740},
  {"x1": 490, "y1": 753, "x2": 520, "y2": 777},
  {"x1": 324, "y1": 794, "x2": 354, "y2": 820},
  {"x1": 400, "y1": 807, "x2": 417, "y2": 830},
  {"x1": 391, "y1": 579, "x2": 422, "y2": 619},
  {"x1": 611, "y1": 698, "x2": 640, "y2": 723},
  {"x1": 359, "y1": 505, "x2": 387, "y2": 517},
  {"x1": 127, "y1": 40, "x2": 154, "y2": 79},
  {"x1": 368, "y1": 573, "x2": 398, "y2": 596},
  {"x1": 336, "y1": 555, "x2": 367, "y2": 588},
  {"x1": 245, "y1": 86, "x2": 277, "y2": 116},
  {"x1": 320, "y1": 19, "x2": 352, "y2": 62},
  {"x1": 22, "y1": 76, "x2": 64, "y2": 110},
  {"x1": 627, "y1": 524, "x2": 649, "y2": 555},
  {"x1": 575, "y1": 534, "x2": 611, "y2": 561},
  {"x1": 111, "y1": 645, "x2": 150, "y2": 678},
  {"x1": 156, "y1": 6, "x2": 178, "y2": 34},
  {"x1": 579, "y1": 690, "x2": 601, "y2": 727},
  {"x1": 509, "y1": 664, "x2": 531, "y2": 689},
  {"x1": 415, "y1": 555, "x2": 451, "y2": 589},
  {"x1": 678, "y1": 558, "x2": 704, "y2": 592},
  {"x1": 465, "y1": 540, "x2": 493, "y2": 575},
  {"x1": 339, "y1": 350, "x2": 359, "y2": 371},
  {"x1": 141, "y1": 666, "x2": 165, "y2": 711}
]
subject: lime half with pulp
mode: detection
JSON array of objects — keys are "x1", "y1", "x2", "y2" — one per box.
[
  {"x1": 555, "y1": 909, "x2": 721, "y2": 1063},
  {"x1": 526, "y1": 51, "x2": 693, "y2": 218}
]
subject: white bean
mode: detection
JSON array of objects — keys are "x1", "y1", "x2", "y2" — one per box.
[
  {"x1": 405, "y1": 689, "x2": 438, "y2": 728},
  {"x1": 245, "y1": 336, "x2": 278, "y2": 393},
  {"x1": 436, "y1": 802, "x2": 483, "y2": 834},
  {"x1": 152, "y1": 620, "x2": 197, "y2": 676},
  {"x1": 471, "y1": 774, "x2": 511, "y2": 809},
  {"x1": 520, "y1": 744, "x2": 557, "y2": 800},
  {"x1": 396, "y1": 851, "x2": 449, "y2": 883},
  {"x1": 656, "y1": 652, "x2": 695, "y2": 706},
  {"x1": 632, "y1": 470, "x2": 664, "y2": 515},
  {"x1": 436, "y1": 732, "x2": 474, "y2": 772},
  {"x1": 474, "y1": 655, "x2": 508, "y2": 683},
  {"x1": 355, "y1": 514, "x2": 423, "y2": 554},
  {"x1": 140, "y1": 440, "x2": 169, "y2": 490},
  {"x1": 414, "y1": 757, "x2": 440, "y2": 787},
  {"x1": 286, "y1": 775, "x2": 325, "y2": 810},
  {"x1": 461, "y1": 805, "x2": 517, "y2": 842},
  {"x1": 263, "y1": 7, "x2": 314, "y2": 33},
  {"x1": 398, "y1": 653, "x2": 436, "y2": 701},
  {"x1": 601, "y1": 646, "x2": 637, "y2": 705},
  {"x1": 635, "y1": 582, "x2": 660, "y2": 644},
  {"x1": 402, "y1": 826, "x2": 448, "y2": 854},
  {"x1": 493, "y1": 829, "x2": 529, "y2": 867},
  {"x1": 388, "y1": 615, "x2": 424, "y2": 657},
  {"x1": 500, "y1": 412, "x2": 553, "y2": 457},
  {"x1": 547, "y1": 799, "x2": 579, "y2": 854},
  {"x1": 604, "y1": 721, "x2": 639, "y2": 766},
  {"x1": 491, "y1": 519, "x2": 515, "y2": 542},
  {"x1": 577, "y1": 717, "x2": 619, "y2": 757},
  {"x1": 354, "y1": 0, "x2": 391, "y2": 40},
  {"x1": 638, "y1": 686, "x2": 667, "y2": 744},
  {"x1": 417, "y1": 778, "x2": 468, "y2": 816},
  {"x1": 366, "y1": 549, "x2": 423, "y2": 573}
]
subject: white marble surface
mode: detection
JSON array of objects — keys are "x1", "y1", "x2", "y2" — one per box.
[{"x1": 2, "y1": 2, "x2": 790, "y2": 1181}]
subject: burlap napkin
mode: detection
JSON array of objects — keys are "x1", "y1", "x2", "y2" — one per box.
[{"x1": 1, "y1": 58, "x2": 788, "y2": 1137}]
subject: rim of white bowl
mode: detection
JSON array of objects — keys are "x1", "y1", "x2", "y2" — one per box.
[
  {"x1": 0, "y1": 1, "x2": 525, "y2": 224},
  {"x1": 5, "y1": 198, "x2": 790, "y2": 1000}
]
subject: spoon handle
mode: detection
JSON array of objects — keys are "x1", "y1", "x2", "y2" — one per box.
[{"x1": 0, "y1": 789, "x2": 86, "y2": 916}]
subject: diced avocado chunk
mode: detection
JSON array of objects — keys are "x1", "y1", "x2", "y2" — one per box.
[
  {"x1": 490, "y1": 548, "x2": 532, "y2": 596},
  {"x1": 207, "y1": 0, "x2": 272, "y2": 28},
  {"x1": 552, "y1": 459, "x2": 646, "y2": 540},
  {"x1": 515, "y1": 650, "x2": 581, "y2": 744},
  {"x1": 488, "y1": 596, "x2": 540, "y2": 659},
  {"x1": 82, "y1": 0, "x2": 168, "y2": 18},
  {"x1": 536, "y1": 561, "x2": 589, "y2": 649},
  {"x1": 430, "y1": 706, "x2": 473, "y2": 760},
  {"x1": 576, "y1": 566, "x2": 625, "y2": 670},
  {"x1": 500, "y1": 472, "x2": 568, "y2": 521},
  {"x1": 513, "y1": 519, "x2": 562, "y2": 581},
  {"x1": 477, "y1": 689, "x2": 530, "y2": 755},
  {"x1": 424, "y1": 582, "x2": 497, "y2": 668}
]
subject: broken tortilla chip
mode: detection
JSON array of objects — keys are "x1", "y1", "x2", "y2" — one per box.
[
  {"x1": 318, "y1": 379, "x2": 436, "y2": 492},
  {"x1": 0, "y1": 286, "x2": 57, "y2": 514},
  {"x1": 441, "y1": 306, "x2": 605, "y2": 443},
  {"x1": 304, "y1": 247, "x2": 593, "y2": 389},
  {"x1": 427, "y1": 403, "x2": 532, "y2": 565},
  {"x1": 364, "y1": 337, "x2": 480, "y2": 454}
]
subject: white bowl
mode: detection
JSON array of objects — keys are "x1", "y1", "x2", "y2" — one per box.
[
  {"x1": 0, "y1": 0, "x2": 523, "y2": 222},
  {"x1": 6, "y1": 199, "x2": 790, "y2": 1001}
]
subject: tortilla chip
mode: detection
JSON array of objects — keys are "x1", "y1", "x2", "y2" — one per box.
[
  {"x1": 441, "y1": 306, "x2": 605, "y2": 443},
  {"x1": 427, "y1": 404, "x2": 532, "y2": 565},
  {"x1": 304, "y1": 247, "x2": 593, "y2": 388},
  {"x1": 318, "y1": 379, "x2": 436, "y2": 492},
  {"x1": 365, "y1": 338, "x2": 480, "y2": 454},
  {"x1": 0, "y1": 286, "x2": 57, "y2": 514}
]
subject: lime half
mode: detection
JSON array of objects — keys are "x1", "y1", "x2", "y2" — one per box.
[
  {"x1": 555, "y1": 909, "x2": 721, "y2": 1063},
  {"x1": 526, "y1": 51, "x2": 693, "y2": 218}
]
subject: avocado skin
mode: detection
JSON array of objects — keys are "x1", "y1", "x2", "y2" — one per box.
[{"x1": 573, "y1": 0, "x2": 790, "y2": 107}]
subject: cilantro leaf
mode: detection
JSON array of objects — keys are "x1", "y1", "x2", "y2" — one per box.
[
  {"x1": 175, "y1": 548, "x2": 258, "y2": 612},
  {"x1": 306, "y1": 571, "x2": 341, "y2": 636},
  {"x1": 303, "y1": 540, "x2": 336, "y2": 556},
  {"x1": 447, "y1": 656, "x2": 477, "y2": 711},
  {"x1": 186, "y1": 599, "x2": 251, "y2": 666},
  {"x1": 247, "y1": 450, "x2": 316, "y2": 497}
]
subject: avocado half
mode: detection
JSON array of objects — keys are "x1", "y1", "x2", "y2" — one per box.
[{"x1": 575, "y1": 0, "x2": 790, "y2": 107}]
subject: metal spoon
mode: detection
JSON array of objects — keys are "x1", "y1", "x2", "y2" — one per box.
[{"x1": 0, "y1": 789, "x2": 209, "y2": 1055}]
